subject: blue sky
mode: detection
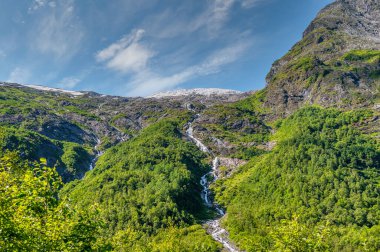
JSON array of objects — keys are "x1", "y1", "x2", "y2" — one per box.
[{"x1": 0, "y1": 0, "x2": 333, "y2": 96}]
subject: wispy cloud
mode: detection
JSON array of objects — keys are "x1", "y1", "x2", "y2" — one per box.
[
  {"x1": 29, "y1": 0, "x2": 56, "y2": 12},
  {"x1": 208, "y1": 0, "x2": 235, "y2": 32},
  {"x1": 140, "y1": 0, "x2": 236, "y2": 41},
  {"x1": 94, "y1": 0, "x2": 259, "y2": 96},
  {"x1": 7, "y1": 67, "x2": 31, "y2": 84},
  {"x1": 146, "y1": 0, "x2": 262, "y2": 40},
  {"x1": 57, "y1": 76, "x2": 81, "y2": 89},
  {"x1": 240, "y1": 0, "x2": 264, "y2": 9},
  {"x1": 187, "y1": 0, "x2": 236, "y2": 37},
  {"x1": 96, "y1": 29, "x2": 154, "y2": 73},
  {"x1": 31, "y1": 0, "x2": 84, "y2": 60},
  {"x1": 126, "y1": 41, "x2": 250, "y2": 96},
  {"x1": 0, "y1": 50, "x2": 6, "y2": 59}
]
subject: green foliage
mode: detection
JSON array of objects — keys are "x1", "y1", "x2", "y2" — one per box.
[
  {"x1": 0, "y1": 154, "x2": 102, "y2": 251},
  {"x1": 369, "y1": 70, "x2": 380, "y2": 79},
  {"x1": 149, "y1": 225, "x2": 221, "y2": 252},
  {"x1": 213, "y1": 107, "x2": 380, "y2": 251},
  {"x1": 342, "y1": 50, "x2": 380, "y2": 64},
  {"x1": 195, "y1": 96, "x2": 270, "y2": 158},
  {"x1": 0, "y1": 126, "x2": 91, "y2": 182},
  {"x1": 292, "y1": 57, "x2": 317, "y2": 72},
  {"x1": 234, "y1": 89, "x2": 269, "y2": 114},
  {"x1": 60, "y1": 141, "x2": 92, "y2": 177},
  {"x1": 110, "y1": 225, "x2": 221, "y2": 252},
  {"x1": 62, "y1": 119, "x2": 219, "y2": 249},
  {"x1": 269, "y1": 216, "x2": 331, "y2": 252}
]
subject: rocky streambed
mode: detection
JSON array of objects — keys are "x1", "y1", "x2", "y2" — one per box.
[{"x1": 186, "y1": 115, "x2": 240, "y2": 252}]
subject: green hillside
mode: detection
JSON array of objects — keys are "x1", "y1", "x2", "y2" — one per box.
[
  {"x1": 212, "y1": 107, "x2": 380, "y2": 251},
  {"x1": 0, "y1": 0, "x2": 379, "y2": 251}
]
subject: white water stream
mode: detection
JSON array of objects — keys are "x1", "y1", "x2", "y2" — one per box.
[
  {"x1": 89, "y1": 138, "x2": 104, "y2": 171},
  {"x1": 186, "y1": 115, "x2": 240, "y2": 252}
]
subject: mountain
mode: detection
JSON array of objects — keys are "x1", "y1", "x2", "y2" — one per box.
[
  {"x1": 263, "y1": 0, "x2": 380, "y2": 116},
  {"x1": 0, "y1": 82, "x2": 249, "y2": 181},
  {"x1": 1, "y1": 0, "x2": 380, "y2": 251}
]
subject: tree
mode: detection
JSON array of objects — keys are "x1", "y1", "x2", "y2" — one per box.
[{"x1": 0, "y1": 153, "x2": 102, "y2": 251}]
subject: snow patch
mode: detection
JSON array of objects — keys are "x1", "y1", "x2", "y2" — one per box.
[
  {"x1": 24, "y1": 84, "x2": 84, "y2": 96},
  {"x1": 148, "y1": 88, "x2": 242, "y2": 98}
]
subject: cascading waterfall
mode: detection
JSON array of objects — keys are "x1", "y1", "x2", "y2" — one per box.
[
  {"x1": 89, "y1": 138, "x2": 104, "y2": 171},
  {"x1": 186, "y1": 116, "x2": 240, "y2": 252},
  {"x1": 186, "y1": 116, "x2": 210, "y2": 153}
]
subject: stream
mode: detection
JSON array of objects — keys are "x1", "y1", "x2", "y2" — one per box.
[
  {"x1": 186, "y1": 115, "x2": 240, "y2": 252},
  {"x1": 89, "y1": 138, "x2": 104, "y2": 171}
]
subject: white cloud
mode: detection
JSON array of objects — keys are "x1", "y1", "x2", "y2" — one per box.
[
  {"x1": 240, "y1": 0, "x2": 263, "y2": 8},
  {"x1": 32, "y1": 0, "x2": 84, "y2": 60},
  {"x1": 186, "y1": 0, "x2": 235, "y2": 37},
  {"x1": 0, "y1": 50, "x2": 6, "y2": 59},
  {"x1": 94, "y1": 1, "x2": 256, "y2": 97},
  {"x1": 7, "y1": 68, "x2": 31, "y2": 84},
  {"x1": 58, "y1": 77, "x2": 81, "y2": 89},
  {"x1": 209, "y1": 0, "x2": 235, "y2": 31},
  {"x1": 96, "y1": 29, "x2": 154, "y2": 73},
  {"x1": 29, "y1": 0, "x2": 56, "y2": 12},
  {"x1": 126, "y1": 42, "x2": 250, "y2": 96},
  {"x1": 146, "y1": 0, "x2": 237, "y2": 39}
]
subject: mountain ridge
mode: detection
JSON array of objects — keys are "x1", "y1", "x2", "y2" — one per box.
[{"x1": 149, "y1": 88, "x2": 244, "y2": 98}]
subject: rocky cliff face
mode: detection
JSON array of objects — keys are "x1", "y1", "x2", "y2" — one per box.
[{"x1": 264, "y1": 0, "x2": 380, "y2": 117}]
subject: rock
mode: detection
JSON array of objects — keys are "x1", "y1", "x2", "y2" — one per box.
[
  {"x1": 264, "y1": 0, "x2": 380, "y2": 117},
  {"x1": 216, "y1": 157, "x2": 247, "y2": 178}
]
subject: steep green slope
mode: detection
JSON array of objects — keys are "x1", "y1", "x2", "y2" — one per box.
[
  {"x1": 0, "y1": 126, "x2": 92, "y2": 182},
  {"x1": 212, "y1": 107, "x2": 380, "y2": 251},
  {"x1": 61, "y1": 119, "x2": 220, "y2": 250},
  {"x1": 192, "y1": 90, "x2": 271, "y2": 158}
]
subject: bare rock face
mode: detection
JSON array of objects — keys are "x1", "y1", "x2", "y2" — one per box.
[
  {"x1": 264, "y1": 0, "x2": 380, "y2": 118},
  {"x1": 216, "y1": 157, "x2": 247, "y2": 178},
  {"x1": 304, "y1": 0, "x2": 380, "y2": 45}
]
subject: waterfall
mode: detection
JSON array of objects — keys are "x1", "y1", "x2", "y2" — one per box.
[
  {"x1": 89, "y1": 138, "x2": 104, "y2": 171},
  {"x1": 185, "y1": 116, "x2": 240, "y2": 252}
]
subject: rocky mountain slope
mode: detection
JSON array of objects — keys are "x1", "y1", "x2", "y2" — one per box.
[
  {"x1": 0, "y1": 82, "x2": 249, "y2": 181},
  {"x1": 263, "y1": 0, "x2": 379, "y2": 116}
]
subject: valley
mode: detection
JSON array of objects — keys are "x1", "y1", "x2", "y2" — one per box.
[{"x1": 0, "y1": 0, "x2": 379, "y2": 251}]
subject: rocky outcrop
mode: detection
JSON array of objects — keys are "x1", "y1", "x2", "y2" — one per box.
[
  {"x1": 264, "y1": 0, "x2": 380, "y2": 117},
  {"x1": 215, "y1": 157, "x2": 247, "y2": 178}
]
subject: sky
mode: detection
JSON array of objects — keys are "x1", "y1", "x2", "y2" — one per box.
[{"x1": 0, "y1": 0, "x2": 333, "y2": 97}]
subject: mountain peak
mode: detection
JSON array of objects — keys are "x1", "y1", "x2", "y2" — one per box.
[
  {"x1": 304, "y1": 0, "x2": 380, "y2": 45},
  {"x1": 24, "y1": 84, "x2": 85, "y2": 96},
  {"x1": 263, "y1": 0, "x2": 380, "y2": 117},
  {"x1": 0, "y1": 82, "x2": 85, "y2": 96}
]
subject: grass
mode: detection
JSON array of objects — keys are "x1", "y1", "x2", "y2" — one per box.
[{"x1": 342, "y1": 50, "x2": 380, "y2": 64}]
